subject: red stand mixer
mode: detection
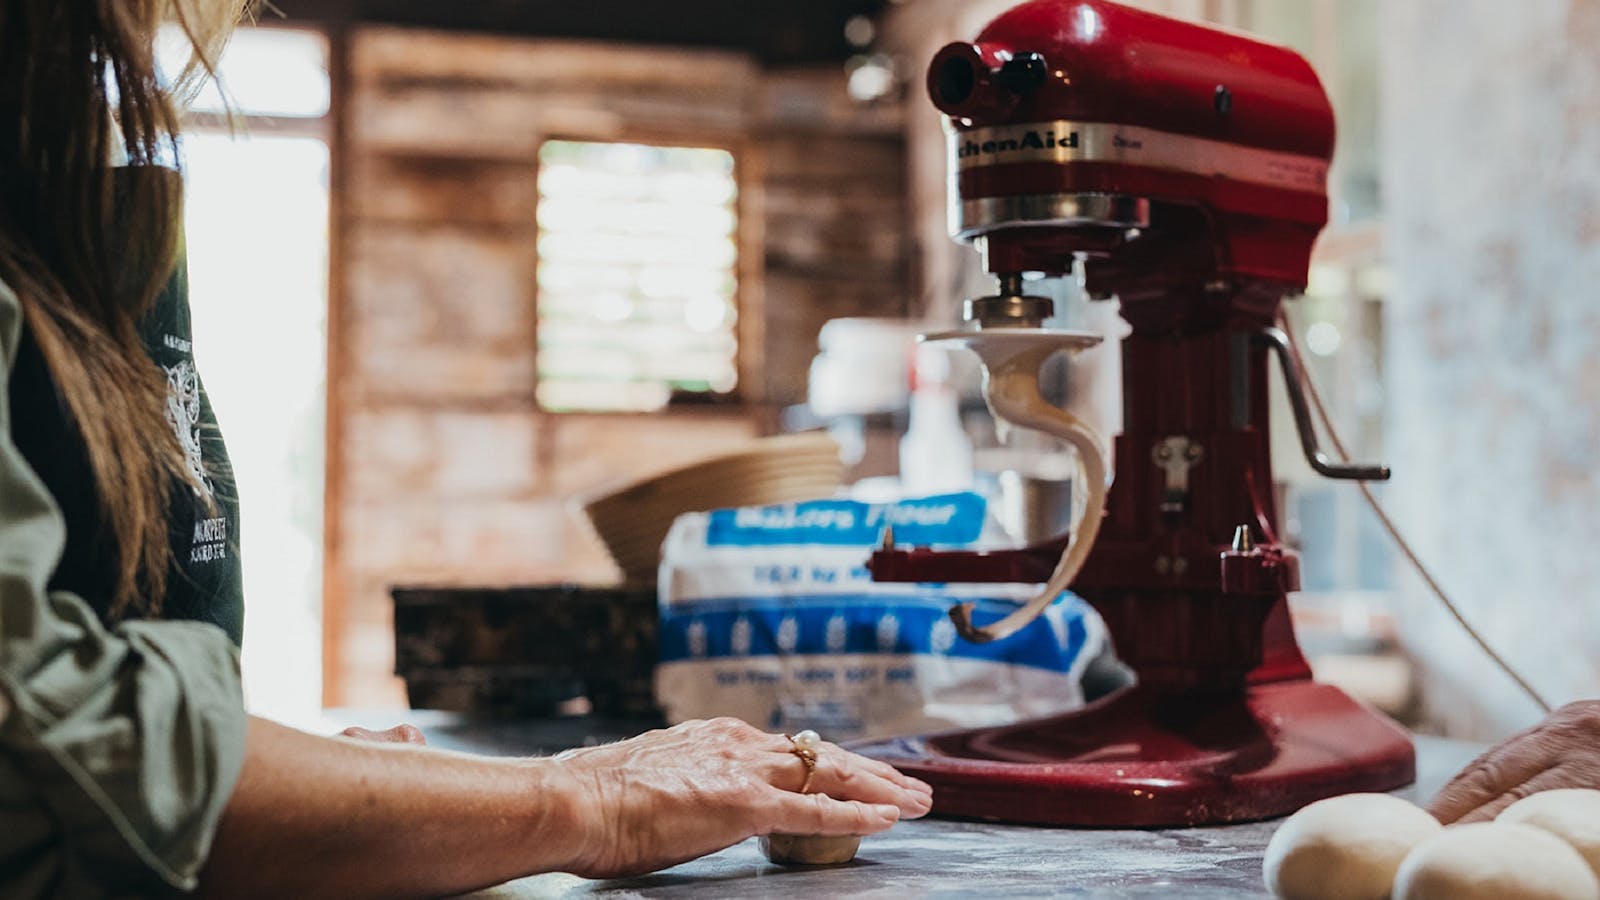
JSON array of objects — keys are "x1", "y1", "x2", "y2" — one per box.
[{"x1": 855, "y1": 0, "x2": 1415, "y2": 826}]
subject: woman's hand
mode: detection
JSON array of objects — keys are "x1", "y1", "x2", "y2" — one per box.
[
  {"x1": 1429, "y1": 700, "x2": 1600, "y2": 823},
  {"x1": 551, "y1": 717, "x2": 934, "y2": 879}
]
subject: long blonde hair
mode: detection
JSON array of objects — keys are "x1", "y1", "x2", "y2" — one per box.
[{"x1": 0, "y1": 0, "x2": 252, "y2": 617}]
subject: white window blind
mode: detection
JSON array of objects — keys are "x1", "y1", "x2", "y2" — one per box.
[{"x1": 535, "y1": 140, "x2": 740, "y2": 413}]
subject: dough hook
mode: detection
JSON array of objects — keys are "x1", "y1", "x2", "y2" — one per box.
[{"x1": 920, "y1": 327, "x2": 1107, "y2": 644}]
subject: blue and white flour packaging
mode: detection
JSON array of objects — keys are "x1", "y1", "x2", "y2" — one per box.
[{"x1": 656, "y1": 492, "x2": 1108, "y2": 741}]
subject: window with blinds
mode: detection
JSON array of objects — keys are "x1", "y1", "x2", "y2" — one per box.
[{"x1": 534, "y1": 140, "x2": 740, "y2": 413}]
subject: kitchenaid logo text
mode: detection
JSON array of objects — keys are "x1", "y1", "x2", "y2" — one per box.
[
  {"x1": 956, "y1": 128, "x2": 1080, "y2": 161},
  {"x1": 949, "y1": 120, "x2": 1329, "y2": 193}
]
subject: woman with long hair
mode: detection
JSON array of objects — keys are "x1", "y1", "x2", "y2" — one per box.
[{"x1": 0, "y1": 2, "x2": 930, "y2": 895}]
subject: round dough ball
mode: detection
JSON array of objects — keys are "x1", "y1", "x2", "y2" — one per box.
[
  {"x1": 1499, "y1": 789, "x2": 1600, "y2": 880},
  {"x1": 1264, "y1": 793, "x2": 1442, "y2": 900},
  {"x1": 1394, "y1": 822, "x2": 1600, "y2": 900},
  {"x1": 759, "y1": 833, "x2": 861, "y2": 866}
]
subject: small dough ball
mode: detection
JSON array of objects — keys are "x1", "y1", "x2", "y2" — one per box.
[
  {"x1": 1394, "y1": 822, "x2": 1600, "y2": 900},
  {"x1": 1264, "y1": 793, "x2": 1441, "y2": 899},
  {"x1": 759, "y1": 833, "x2": 861, "y2": 866},
  {"x1": 1499, "y1": 789, "x2": 1600, "y2": 880}
]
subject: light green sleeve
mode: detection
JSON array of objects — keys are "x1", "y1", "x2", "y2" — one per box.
[{"x1": 0, "y1": 280, "x2": 248, "y2": 894}]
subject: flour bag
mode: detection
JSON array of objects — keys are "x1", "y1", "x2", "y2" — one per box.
[{"x1": 656, "y1": 492, "x2": 1109, "y2": 741}]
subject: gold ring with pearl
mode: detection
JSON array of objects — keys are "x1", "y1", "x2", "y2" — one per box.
[{"x1": 786, "y1": 729, "x2": 821, "y2": 794}]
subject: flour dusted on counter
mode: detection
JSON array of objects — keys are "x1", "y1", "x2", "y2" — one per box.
[{"x1": 656, "y1": 492, "x2": 1107, "y2": 741}]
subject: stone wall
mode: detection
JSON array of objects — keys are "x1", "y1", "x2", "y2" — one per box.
[
  {"x1": 327, "y1": 28, "x2": 909, "y2": 706},
  {"x1": 1382, "y1": 0, "x2": 1600, "y2": 738}
]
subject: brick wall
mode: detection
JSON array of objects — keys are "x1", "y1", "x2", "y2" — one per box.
[{"x1": 326, "y1": 28, "x2": 910, "y2": 706}]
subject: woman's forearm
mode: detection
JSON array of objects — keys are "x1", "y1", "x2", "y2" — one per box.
[
  {"x1": 199, "y1": 716, "x2": 933, "y2": 894},
  {"x1": 198, "y1": 717, "x2": 588, "y2": 899}
]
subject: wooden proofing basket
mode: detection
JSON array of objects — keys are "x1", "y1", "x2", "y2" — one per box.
[{"x1": 581, "y1": 433, "x2": 844, "y2": 584}]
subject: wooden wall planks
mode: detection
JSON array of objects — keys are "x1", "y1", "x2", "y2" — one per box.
[{"x1": 324, "y1": 28, "x2": 911, "y2": 706}]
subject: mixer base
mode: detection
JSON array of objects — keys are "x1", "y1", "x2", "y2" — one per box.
[{"x1": 852, "y1": 680, "x2": 1415, "y2": 827}]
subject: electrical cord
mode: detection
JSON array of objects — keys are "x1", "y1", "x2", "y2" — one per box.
[{"x1": 1277, "y1": 308, "x2": 1554, "y2": 714}]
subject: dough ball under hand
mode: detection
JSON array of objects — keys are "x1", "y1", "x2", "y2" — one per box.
[
  {"x1": 1263, "y1": 793, "x2": 1441, "y2": 900},
  {"x1": 1499, "y1": 788, "x2": 1600, "y2": 880},
  {"x1": 1394, "y1": 821, "x2": 1600, "y2": 900},
  {"x1": 759, "y1": 833, "x2": 861, "y2": 866}
]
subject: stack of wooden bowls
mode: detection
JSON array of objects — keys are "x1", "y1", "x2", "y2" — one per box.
[{"x1": 582, "y1": 432, "x2": 844, "y2": 584}]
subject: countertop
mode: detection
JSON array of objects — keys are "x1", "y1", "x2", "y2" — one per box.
[{"x1": 323, "y1": 711, "x2": 1480, "y2": 899}]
